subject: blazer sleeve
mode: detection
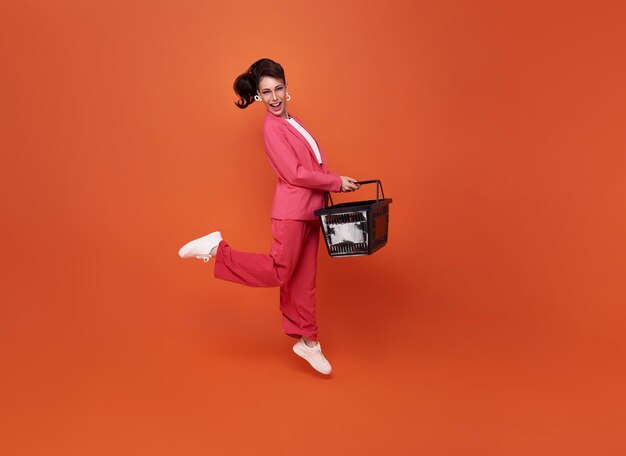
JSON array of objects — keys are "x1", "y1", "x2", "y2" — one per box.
[{"x1": 263, "y1": 124, "x2": 342, "y2": 192}]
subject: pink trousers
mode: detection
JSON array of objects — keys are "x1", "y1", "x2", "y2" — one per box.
[{"x1": 213, "y1": 218, "x2": 322, "y2": 339}]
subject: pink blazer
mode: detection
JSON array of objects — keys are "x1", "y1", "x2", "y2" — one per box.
[{"x1": 262, "y1": 110, "x2": 342, "y2": 220}]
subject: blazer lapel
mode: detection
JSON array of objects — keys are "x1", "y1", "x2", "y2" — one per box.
[{"x1": 277, "y1": 114, "x2": 327, "y2": 170}]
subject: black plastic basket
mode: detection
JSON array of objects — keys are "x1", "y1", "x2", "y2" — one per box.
[{"x1": 314, "y1": 179, "x2": 392, "y2": 257}]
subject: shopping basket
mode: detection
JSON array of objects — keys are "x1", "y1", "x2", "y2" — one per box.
[{"x1": 314, "y1": 179, "x2": 392, "y2": 257}]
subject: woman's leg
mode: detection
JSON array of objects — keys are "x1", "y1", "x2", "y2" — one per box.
[
  {"x1": 212, "y1": 219, "x2": 308, "y2": 288},
  {"x1": 279, "y1": 219, "x2": 321, "y2": 341},
  {"x1": 211, "y1": 218, "x2": 331, "y2": 373}
]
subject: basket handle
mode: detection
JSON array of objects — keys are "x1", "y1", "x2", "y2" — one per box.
[{"x1": 325, "y1": 179, "x2": 385, "y2": 208}]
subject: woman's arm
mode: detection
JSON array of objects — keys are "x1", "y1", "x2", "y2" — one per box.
[{"x1": 263, "y1": 125, "x2": 342, "y2": 192}]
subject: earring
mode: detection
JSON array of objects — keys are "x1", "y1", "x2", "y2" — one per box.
[
  {"x1": 254, "y1": 95, "x2": 261, "y2": 101},
  {"x1": 286, "y1": 93, "x2": 291, "y2": 101}
]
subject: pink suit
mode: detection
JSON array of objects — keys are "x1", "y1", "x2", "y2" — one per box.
[{"x1": 213, "y1": 111, "x2": 342, "y2": 339}]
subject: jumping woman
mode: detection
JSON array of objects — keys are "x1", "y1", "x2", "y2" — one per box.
[{"x1": 178, "y1": 58, "x2": 360, "y2": 375}]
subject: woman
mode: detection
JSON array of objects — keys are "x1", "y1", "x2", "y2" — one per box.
[{"x1": 178, "y1": 58, "x2": 360, "y2": 375}]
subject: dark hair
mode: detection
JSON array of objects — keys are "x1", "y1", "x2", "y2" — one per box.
[{"x1": 233, "y1": 58, "x2": 286, "y2": 109}]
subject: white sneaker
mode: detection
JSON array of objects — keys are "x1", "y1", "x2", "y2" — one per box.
[
  {"x1": 292, "y1": 338, "x2": 332, "y2": 375},
  {"x1": 178, "y1": 231, "x2": 222, "y2": 262}
]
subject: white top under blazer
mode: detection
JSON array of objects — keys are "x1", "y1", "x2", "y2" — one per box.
[{"x1": 285, "y1": 116, "x2": 323, "y2": 164}]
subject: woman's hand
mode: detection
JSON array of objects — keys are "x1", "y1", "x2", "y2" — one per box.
[{"x1": 340, "y1": 176, "x2": 360, "y2": 192}]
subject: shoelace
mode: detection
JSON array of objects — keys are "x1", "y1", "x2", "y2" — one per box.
[{"x1": 195, "y1": 254, "x2": 212, "y2": 262}]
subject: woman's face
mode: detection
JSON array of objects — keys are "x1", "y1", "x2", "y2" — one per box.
[{"x1": 257, "y1": 76, "x2": 289, "y2": 118}]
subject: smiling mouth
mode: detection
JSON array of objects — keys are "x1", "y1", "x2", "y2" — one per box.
[{"x1": 270, "y1": 102, "x2": 282, "y2": 109}]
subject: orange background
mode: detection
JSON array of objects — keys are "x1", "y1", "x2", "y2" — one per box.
[{"x1": 2, "y1": 1, "x2": 626, "y2": 454}]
